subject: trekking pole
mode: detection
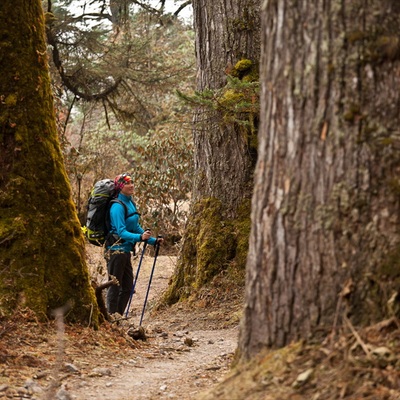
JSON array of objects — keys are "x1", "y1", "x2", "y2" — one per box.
[
  {"x1": 139, "y1": 236, "x2": 162, "y2": 326},
  {"x1": 124, "y1": 241, "x2": 147, "y2": 318}
]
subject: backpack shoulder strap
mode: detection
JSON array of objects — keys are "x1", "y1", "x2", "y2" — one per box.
[
  {"x1": 110, "y1": 199, "x2": 140, "y2": 219},
  {"x1": 128, "y1": 200, "x2": 141, "y2": 219},
  {"x1": 110, "y1": 198, "x2": 128, "y2": 215}
]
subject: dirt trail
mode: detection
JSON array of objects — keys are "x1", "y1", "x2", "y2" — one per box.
[
  {"x1": 67, "y1": 326, "x2": 238, "y2": 400},
  {"x1": 0, "y1": 249, "x2": 242, "y2": 400},
  {"x1": 64, "y1": 250, "x2": 241, "y2": 400},
  {"x1": 6, "y1": 247, "x2": 399, "y2": 400}
]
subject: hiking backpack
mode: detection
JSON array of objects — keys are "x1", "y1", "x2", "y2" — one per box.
[{"x1": 84, "y1": 179, "x2": 128, "y2": 246}]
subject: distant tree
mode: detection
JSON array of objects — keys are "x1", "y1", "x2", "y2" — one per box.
[
  {"x1": 44, "y1": 0, "x2": 194, "y2": 132},
  {"x1": 163, "y1": 0, "x2": 260, "y2": 303},
  {"x1": 239, "y1": 0, "x2": 400, "y2": 359},
  {"x1": 0, "y1": 0, "x2": 100, "y2": 324}
]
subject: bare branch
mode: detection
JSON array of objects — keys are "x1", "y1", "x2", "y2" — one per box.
[{"x1": 173, "y1": 0, "x2": 192, "y2": 17}]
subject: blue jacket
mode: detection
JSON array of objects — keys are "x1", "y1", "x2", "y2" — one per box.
[{"x1": 108, "y1": 193, "x2": 156, "y2": 252}]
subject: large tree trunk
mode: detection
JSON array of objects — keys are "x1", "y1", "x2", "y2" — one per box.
[
  {"x1": 163, "y1": 0, "x2": 260, "y2": 303},
  {"x1": 0, "y1": 0, "x2": 100, "y2": 325},
  {"x1": 192, "y1": 0, "x2": 260, "y2": 208},
  {"x1": 239, "y1": 0, "x2": 400, "y2": 359}
]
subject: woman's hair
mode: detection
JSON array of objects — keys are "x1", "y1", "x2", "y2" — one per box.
[{"x1": 114, "y1": 173, "x2": 133, "y2": 192}]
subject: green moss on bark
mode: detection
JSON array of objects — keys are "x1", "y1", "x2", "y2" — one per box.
[
  {"x1": 162, "y1": 197, "x2": 251, "y2": 305},
  {"x1": 360, "y1": 246, "x2": 400, "y2": 322},
  {"x1": 0, "y1": 1, "x2": 99, "y2": 326}
]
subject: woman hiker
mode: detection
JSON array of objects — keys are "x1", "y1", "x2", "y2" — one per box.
[{"x1": 106, "y1": 172, "x2": 163, "y2": 316}]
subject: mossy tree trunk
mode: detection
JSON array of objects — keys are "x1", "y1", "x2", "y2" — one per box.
[
  {"x1": 0, "y1": 0, "x2": 100, "y2": 326},
  {"x1": 164, "y1": 0, "x2": 260, "y2": 303},
  {"x1": 239, "y1": 0, "x2": 400, "y2": 359}
]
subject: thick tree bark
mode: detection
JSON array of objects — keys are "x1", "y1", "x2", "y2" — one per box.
[
  {"x1": 192, "y1": 0, "x2": 260, "y2": 208},
  {"x1": 0, "y1": 0, "x2": 100, "y2": 325},
  {"x1": 239, "y1": 0, "x2": 400, "y2": 359},
  {"x1": 163, "y1": 0, "x2": 261, "y2": 302}
]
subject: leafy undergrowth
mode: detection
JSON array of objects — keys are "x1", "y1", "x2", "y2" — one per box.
[{"x1": 197, "y1": 317, "x2": 400, "y2": 400}]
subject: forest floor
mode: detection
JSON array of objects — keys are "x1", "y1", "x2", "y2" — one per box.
[
  {"x1": 1, "y1": 244, "x2": 400, "y2": 400},
  {"x1": 0, "y1": 245, "x2": 243, "y2": 400}
]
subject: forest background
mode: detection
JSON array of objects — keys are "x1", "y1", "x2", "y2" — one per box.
[
  {"x1": 51, "y1": 0, "x2": 196, "y2": 243},
  {"x1": 1, "y1": 0, "x2": 400, "y2": 399}
]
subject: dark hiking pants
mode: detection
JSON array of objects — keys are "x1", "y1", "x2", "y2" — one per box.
[{"x1": 106, "y1": 251, "x2": 133, "y2": 315}]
